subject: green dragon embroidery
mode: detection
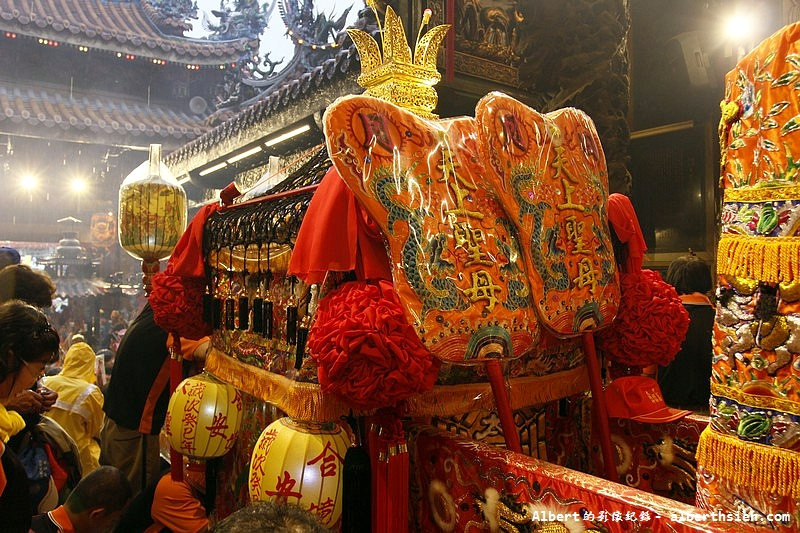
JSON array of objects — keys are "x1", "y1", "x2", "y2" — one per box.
[
  {"x1": 510, "y1": 170, "x2": 570, "y2": 291},
  {"x1": 372, "y1": 168, "x2": 467, "y2": 316},
  {"x1": 494, "y1": 217, "x2": 533, "y2": 312}
]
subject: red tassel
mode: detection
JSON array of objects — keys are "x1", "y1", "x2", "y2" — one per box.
[
  {"x1": 169, "y1": 336, "x2": 183, "y2": 482},
  {"x1": 169, "y1": 358, "x2": 182, "y2": 392},
  {"x1": 169, "y1": 448, "x2": 183, "y2": 482},
  {"x1": 367, "y1": 414, "x2": 408, "y2": 532},
  {"x1": 387, "y1": 429, "x2": 408, "y2": 533},
  {"x1": 387, "y1": 442, "x2": 399, "y2": 532},
  {"x1": 368, "y1": 419, "x2": 388, "y2": 533},
  {"x1": 400, "y1": 445, "x2": 409, "y2": 531}
]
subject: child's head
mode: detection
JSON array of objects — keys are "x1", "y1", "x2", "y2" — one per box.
[{"x1": 665, "y1": 255, "x2": 712, "y2": 295}]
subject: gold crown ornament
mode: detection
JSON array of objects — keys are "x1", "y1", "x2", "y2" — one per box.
[{"x1": 347, "y1": 3, "x2": 450, "y2": 118}]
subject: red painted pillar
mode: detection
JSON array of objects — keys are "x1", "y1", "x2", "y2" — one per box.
[
  {"x1": 582, "y1": 332, "x2": 619, "y2": 482},
  {"x1": 486, "y1": 359, "x2": 521, "y2": 453}
]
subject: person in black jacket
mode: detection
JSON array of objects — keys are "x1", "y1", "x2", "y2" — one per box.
[
  {"x1": 99, "y1": 303, "x2": 172, "y2": 494},
  {"x1": 658, "y1": 255, "x2": 715, "y2": 410},
  {"x1": 100, "y1": 303, "x2": 208, "y2": 493}
]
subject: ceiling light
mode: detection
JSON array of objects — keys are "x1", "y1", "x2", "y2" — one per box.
[
  {"x1": 70, "y1": 178, "x2": 87, "y2": 193},
  {"x1": 227, "y1": 146, "x2": 262, "y2": 164},
  {"x1": 264, "y1": 124, "x2": 311, "y2": 147},
  {"x1": 724, "y1": 12, "x2": 753, "y2": 42},
  {"x1": 198, "y1": 162, "x2": 227, "y2": 176},
  {"x1": 20, "y1": 174, "x2": 38, "y2": 191},
  {"x1": 177, "y1": 175, "x2": 191, "y2": 185}
]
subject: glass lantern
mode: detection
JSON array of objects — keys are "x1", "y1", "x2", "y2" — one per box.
[{"x1": 118, "y1": 144, "x2": 187, "y2": 293}]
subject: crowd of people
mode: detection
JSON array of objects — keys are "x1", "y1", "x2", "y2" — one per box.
[{"x1": 0, "y1": 247, "x2": 327, "y2": 532}]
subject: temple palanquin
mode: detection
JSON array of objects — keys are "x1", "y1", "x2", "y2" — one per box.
[
  {"x1": 6, "y1": 0, "x2": 800, "y2": 529},
  {"x1": 153, "y1": 3, "x2": 800, "y2": 531}
]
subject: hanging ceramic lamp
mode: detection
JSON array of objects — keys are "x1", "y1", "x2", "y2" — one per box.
[{"x1": 118, "y1": 143, "x2": 187, "y2": 294}]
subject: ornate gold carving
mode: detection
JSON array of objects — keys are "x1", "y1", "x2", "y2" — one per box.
[
  {"x1": 711, "y1": 382, "x2": 800, "y2": 416},
  {"x1": 723, "y1": 184, "x2": 800, "y2": 202},
  {"x1": 428, "y1": 1, "x2": 521, "y2": 87},
  {"x1": 347, "y1": 5, "x2": 450, "y2": 118},
  {"x1": 452, "y1": 52, "x2": 520, "y2": 85}
]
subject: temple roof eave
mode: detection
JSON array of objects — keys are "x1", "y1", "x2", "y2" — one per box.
[
  {"x1": 0, "y1": 118, "x2": 198, "y2": 150},
  {"x1": 167, "y1": 75, "x2": 361, "y2": 177},
  {"x1": 0, "y1": 25, "x2": 247, "y2": 64},
  {"x1": 166, "y1": 47, "x2": 362, "y2": 175},
  {"x1": 0, "y1": 0, "x2": 250, "y2": 64},
  {"x1": 0, "y1": 79, "x2": 211, "y2": 149}
]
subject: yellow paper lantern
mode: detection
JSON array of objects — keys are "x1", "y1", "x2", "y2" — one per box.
[
  {"x1": 165, "y1": 373, "x2": 243, "y2": 458},
  {"x1": 249, "y1": 417, "x2": 351, "y2": 528},
  {"x1": 118, "y1": 143, "x2": 187, "y2": 293}
]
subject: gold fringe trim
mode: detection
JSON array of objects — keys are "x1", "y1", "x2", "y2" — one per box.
[
  {"x1": 724, "y1": 185, "x2": 800, "y2": 203},
  {"x1": 205, "y1": 347, "x2": 589, "y2": 421},
  {"x1": 205, "y1": 347, "x2": 353, "y2": 422},
  {"x1": 697, "y1": 428, "x2": 800, "y2": 499},
  {"x1": 717, "y1": 235, "x2": 800, "y2": 283},
  {"x1": 711, "y1": 382, "x2": 800, "y2": 416},
  {"x1": 406, "y1": 366, "x2": 589, "y2": 416}
]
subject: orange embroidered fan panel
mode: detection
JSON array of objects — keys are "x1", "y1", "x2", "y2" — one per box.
[
  {"x1": 713, "y1": 23, "x2": 800, "y2": 420},
  {"x1": 721, "y1": 23, "x2": 800, "y2": 190},
  {"x1": 475, "y1": 93, "x2": 619, "y2": 336},
  {"x1": 324, "y1": 95, "x2": 539, "y2": 363}
]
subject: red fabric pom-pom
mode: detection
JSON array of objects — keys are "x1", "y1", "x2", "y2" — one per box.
[
  {"x1": 308, "y1": 281, "x2": 440, "y2": 410},
  {"x1": 148, "y1": 204, "x2": 221, "y2": 340},
  {"x1": 596, "y1": 269, "x2": 689, "y2": 367},
  {"x1": 149, "y1": 268, "x2": 211, "y2": 340}
]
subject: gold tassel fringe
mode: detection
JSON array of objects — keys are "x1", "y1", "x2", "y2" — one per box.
[
  {"x1": 205, "y1": 347, "x2": 590, "y2": 421},
  {"x1": 717, "y1": 235, "x2": 800, "y2": 284},
  {"x1": 697, "y1": 428, "x2": 800, "y2": 499}
]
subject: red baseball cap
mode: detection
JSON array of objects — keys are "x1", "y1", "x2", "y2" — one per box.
[{"x1": 604, "y1": 376, "x2": 691, "y2": 423}]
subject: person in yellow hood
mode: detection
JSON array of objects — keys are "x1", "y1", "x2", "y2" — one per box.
[{"x1": 40, "y1": 337, "x2": 104, "y2": 475}]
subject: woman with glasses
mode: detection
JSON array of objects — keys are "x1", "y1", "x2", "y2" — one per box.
[{"x1": 0, "y1": 299, "x2": 60, "y2": 532}]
